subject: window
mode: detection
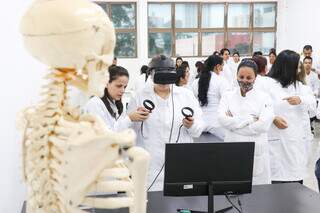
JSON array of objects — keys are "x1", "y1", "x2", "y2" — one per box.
[
  {"x1": 175, "y1": 4, "x2": 198, "y2": 28},
  {"x1": 228, "y1": 32, "x2": 250, "y2": 55},
  {"x1": 176, "y1": 32, "x2": 198, "y2": 56},
  {"x1": 254, "y1": 3, "x2": 276, "y2": 27},
  {"x1": 253, "y1": 32, "x2": 275, "y2": 55},
  {"x1": 148, "y1": 32, "x2": 172, "y2": 56},
  {"x1": 148, "y1": 3, "x2": 173, "y2": 57},
  {"x1": 202, "y1": 4, "x2": 224, "y2": 28},
  {"x1": 148, "y1": 4, "x2": 172, "y2": 28},
  {"x1": 228, "y1": 4, "x2": 250, "y2": 28},
  {"x1": 202, "y1": 32, "x2": 224, "y2": 56},
  {"x1": 94, "y1": 2, "x2": 137, "y2": 58},
  {"x1": 148, "y1": 2, "x2": 277, "y2": 57}
]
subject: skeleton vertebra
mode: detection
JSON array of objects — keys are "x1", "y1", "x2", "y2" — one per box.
[{"x1": 19, "y1": 1, "x2": 150, "y2": 212}]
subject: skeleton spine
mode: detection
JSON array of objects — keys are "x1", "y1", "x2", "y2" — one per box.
[{"x1": 25, "y1": 71, "x2": 68, "y2": 212}]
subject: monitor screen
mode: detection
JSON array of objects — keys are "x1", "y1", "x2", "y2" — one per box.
[{"x1": 164, "y1": 142, "x2": 255, "y2": 196}]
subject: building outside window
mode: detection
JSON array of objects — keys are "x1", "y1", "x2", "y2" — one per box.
[
  {"x1": 94, "y1": 2, "x2": 277, "y2": 58},
  {"x1": 148, "y1": 2, "x2": 277, "y2": 57},
  {"x1": 94, "y1": 1, "x2": 137, "y2": 58}
]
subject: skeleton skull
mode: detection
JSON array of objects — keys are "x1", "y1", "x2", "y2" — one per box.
[{"x1": 20, "y1": 0, "x2": 115, "y2": 97}]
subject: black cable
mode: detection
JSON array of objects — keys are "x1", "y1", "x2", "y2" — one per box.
[
  {"x1": 141, "y1": 99, "x2": 155, "y2": 139},
  {"x1": 175, "y1": 107, "x2": 194, "y2": 143},
  {"x1": 175, "y1": 124, "x2": 183, "y2": 143},
  {"x1": 224, "y1": 194, "x2": 242, "y2": 213},
  {"x1": 148, "y1": 85, "x2": 175, "y2": 191},
  {"x1": 141, "y1": 122, "x2": 146, "y2": 138},
  {"x1": 238, "y1": 195, "x2": 243, "y2": 213},
  {"x1": 147, "y1": 164, "x2": 165, "y2": 191},
  {"x1": 168, "y1": 84, "x2": 175, "y2": 143}
]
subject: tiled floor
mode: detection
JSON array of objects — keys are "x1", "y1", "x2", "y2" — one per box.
[{"x1": 194, "y1": 130, "x2": 320, "y2": 193}]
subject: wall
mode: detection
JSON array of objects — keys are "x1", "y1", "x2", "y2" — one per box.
[
  {"x1": 1, "y1": 0, "x2": 320, "y2": 212},
  {"x1": 0, "y1": 1, "x2": 45, "y2": 212},
  {"x1": 277, "y1": 0, "x2": 320, "y2": 57}
]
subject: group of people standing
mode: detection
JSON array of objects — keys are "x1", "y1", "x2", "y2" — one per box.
[{"x1": 81, "y1": 46, "x2": 320, "y2": 192}]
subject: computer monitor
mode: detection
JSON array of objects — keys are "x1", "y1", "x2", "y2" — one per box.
[
  {"x1": 164, "y1": 142, "x2": 255, "y2": 213},
  {"x1": 164, "y1": 142, "x2": 255, "y2": 196}
]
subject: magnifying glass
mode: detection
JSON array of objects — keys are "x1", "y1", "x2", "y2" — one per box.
[{"x1": 143, "y1": 99, "x2": 155, "y2": 112}]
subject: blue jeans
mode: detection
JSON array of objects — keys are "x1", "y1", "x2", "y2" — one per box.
[{"x1": 316, "y1": 158, "x2": 320, "y2": 192}]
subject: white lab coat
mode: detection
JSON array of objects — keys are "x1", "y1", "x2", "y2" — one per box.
[
  {"x1": 229, "y1": 61, "x2": 240, "y2": 87},
  {"x1": 127, "y1": 84, "x2": 204, "y2": 191},
  {"x1": 300, "y1": 84, "x2": 316, "y2": 164},
  {"x1": 316, "y1": 101, "x2": 320, "y2": 120},
  {"x1": 192, "y1": 72, "x2": 231, "y2": 139},
  {"x1": 254, "y1": 75, "x2": 274, "y2": 92},
  {"x1": 305, "y1": 70, "x2": 319, "y2": 97},
  {"x1": 256, "y1": 77, "x2": 316, "y2": 170},
  {"x1": 267, "y1": 80, "x2": 316, "y2": 181},
  {"x1": 221, "y1": 61, "x2": 236, "y2": 88},
  {"x1": 82, "y1": 96, "x2": 132, "y2": 131},
  {"x1": 217, "y1": 88, "x2": 274, "y2": 185},
  {"x1": 186, "y1": 66, "x2": 197, "y2": 89},
  {"x1": 255, "y1": 76, "x2": 315, "y2": 141},
  {"x1": 229, "y1": 61, "x2": 240, "y2": 77}
]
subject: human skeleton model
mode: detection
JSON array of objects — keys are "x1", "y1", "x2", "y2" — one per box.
[{"x1": 18, "y1": 0, "x2": 150, "y2": 212}]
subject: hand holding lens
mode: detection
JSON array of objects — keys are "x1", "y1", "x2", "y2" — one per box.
[
  {"x1": 181, "y1": 107, "x2": 194, "y2": 119},
  {"x1": 143, "y1": 99, "x2": 155, "y2": 112}
]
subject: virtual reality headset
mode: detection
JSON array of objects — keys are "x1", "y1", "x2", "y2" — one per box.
[{"x1": 148, "y1": 55, "x2": 177, "y2": 85}]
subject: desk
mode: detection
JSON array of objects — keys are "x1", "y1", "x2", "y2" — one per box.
[{"x1": 21, "y1": 183, "x2": 320, "y2": 213}]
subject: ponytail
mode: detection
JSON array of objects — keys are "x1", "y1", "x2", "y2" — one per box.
[{"x1": 198, "y1": 55, "x2": 223, "y2": 106}]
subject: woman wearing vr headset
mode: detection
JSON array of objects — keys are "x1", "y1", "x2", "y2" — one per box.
[
  {"x1": 192, "y1": 54, "x2": 231, "y2": 141},
  {"x1": 83, "y1": 65, "x2": 150, "y2": 131},
  {"x1": 217, "y1": 59, "x2": 275, "y2": 185},
  {"x1": 127, "y1": 55, "x2": 204, "y2": 191}
]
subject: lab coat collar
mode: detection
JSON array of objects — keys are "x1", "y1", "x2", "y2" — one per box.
[
  {"x1": 237, "y1": 86, "x2": 256, "y2": 98},
  {"x1": 212, "y1": 71, "x2": 222, "y2": 78},
  {"x1": 107, "y1": 98, "x2": 116, "y2": 106}
]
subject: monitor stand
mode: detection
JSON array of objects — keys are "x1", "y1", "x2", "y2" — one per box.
[{"x1": 178, "y1": 183, "x2": 233, "y2": 213}]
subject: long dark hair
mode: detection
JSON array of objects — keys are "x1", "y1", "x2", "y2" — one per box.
[
  {"x1": 100, "y1": 66, "x2": 129, "y2": 119},
  {"x1": 268, "y1": 50, "x2": 300, "y2": 88},
  {"x1": 175, "y1": 57, "x2": 183, "y2": 68},
  {"x1": 140, "y1": 65, "x2": 149, "y2": 82},
  {"x1": 269, "y1": 48, "x2": 277, "y2": 57},
  {"x1": 195, "y1": 61, "x2": 204, "y2": 79},
  {"x1": 198, "y1": 55, "x2": 223, "y2": 106},
  {"x1": 175, "y1": 64, "x2": 188, "y2": 86}
]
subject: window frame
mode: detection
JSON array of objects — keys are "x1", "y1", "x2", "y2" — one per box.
[
  {"x1": 148, "y1": 1, "x2": 277, "y2": 58},
  {"x1": 94, "y1": 1, "x2": 138, "y2": 58}
]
